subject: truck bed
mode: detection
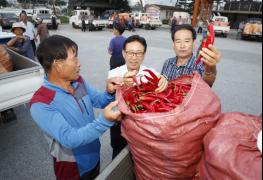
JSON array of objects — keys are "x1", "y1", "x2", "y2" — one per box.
[
  {"x1": 96, "y1": 147, "x2": 135, "y2": 180},
  {"x1": 0, "y1": 48, "x2": 44, "y2": 111}
]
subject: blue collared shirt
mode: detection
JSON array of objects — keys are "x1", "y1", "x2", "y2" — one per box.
[{"x1": 161, "y1": 55, "x2": 205, "y2": 81}]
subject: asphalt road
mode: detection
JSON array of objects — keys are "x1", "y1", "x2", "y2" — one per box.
[{"x1": 0, "y1": 24, "x2": 262, "y2": 180}]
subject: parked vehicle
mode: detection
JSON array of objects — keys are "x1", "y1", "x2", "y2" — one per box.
[
  {"x1": 0, "y1": 48, "x2": 44, "y2": 112},
  {"x1": 70, "y1": 9, "x2": 109, "y2": 31},
  {"x1": 170, "y1": 11, "x2": 191, "y2": 25},
  {"x1": 212, "y1": 16, "x2": 231, "y2": 37},
  {"x1": 241, "y1": 18, "x2": 262, "y2": 41},
  {"x1": 0, "y1": 32, "x2": 15, "y2": 44},
  {"x1": 132, "y1": 12, "x2": 162, "y2": 30},
  {"x1": 32, "y1": 8, "x2": 61, "y2": 29},
  {"x1": 0, "y1": 12, "x2": 19, "y2": 29}
]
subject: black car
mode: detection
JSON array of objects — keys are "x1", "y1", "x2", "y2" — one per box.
[{"x1": 0, "y1": 12, "x2": 19, "y2": 29}]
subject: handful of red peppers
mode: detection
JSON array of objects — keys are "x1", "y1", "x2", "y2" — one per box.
[{"x1": 122, "y1": 70, "x2": 192, "y2": 113}]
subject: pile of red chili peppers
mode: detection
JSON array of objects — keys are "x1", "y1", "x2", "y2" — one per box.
[{"x1": 123, "y1": 70, "x2": 192, "y2": 113}]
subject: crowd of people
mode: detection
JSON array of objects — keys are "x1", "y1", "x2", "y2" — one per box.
[
  {"x1": 110, "y1": 12, "x2": 136, "y2": 32},
  {"x1": 28, "y1": 21, "x2": 221, "y2": 179},
  {"x1": 1, "y1": 9, "x2": 223, "y2": 180},
  {"x1": 5, "y1": 10, "x2": 49, "y2": 61},
  {"x1": 0, "y1": 10, "x2": 49, "y2": 125}
]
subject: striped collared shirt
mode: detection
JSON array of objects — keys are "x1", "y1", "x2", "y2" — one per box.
[{"x1": 161, "y1": 55, "x2": 205, "y2": 81}]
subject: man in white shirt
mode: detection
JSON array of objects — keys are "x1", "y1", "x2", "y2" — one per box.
[
  {"x1": 20, "y1": 11, "x2": 37, "y2": 55},
  {"x1": 108, "y1": 35, "x2": 168, "y2": 159}
]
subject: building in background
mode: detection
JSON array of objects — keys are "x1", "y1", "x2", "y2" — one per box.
[{"x1": 213, "y1": 0, "x2": 262, "y2": 28}]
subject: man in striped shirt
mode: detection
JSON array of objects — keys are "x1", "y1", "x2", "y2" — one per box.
[{"x1": 161, "y1": 24, "x2": 221, "y2": 87}]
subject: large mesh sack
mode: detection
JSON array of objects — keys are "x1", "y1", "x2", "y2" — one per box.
[
  {"x1": 0, "y1": 45, "x2": 13, "y2": 73},
  {"x1": 197, "y1": 112, "x2": 262, "y2": 180},
  {"x1": 116, "y1": 72, "x2": 221, "y2": 180}
]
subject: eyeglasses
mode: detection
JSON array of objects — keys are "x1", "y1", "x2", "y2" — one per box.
[{"x1": 125, "y1": 51, "x2": 144, "y2": 57}]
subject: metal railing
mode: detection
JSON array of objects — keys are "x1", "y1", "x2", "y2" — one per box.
[{"x1": 220, "y1": 1, "x2": 262, "y2": 13}]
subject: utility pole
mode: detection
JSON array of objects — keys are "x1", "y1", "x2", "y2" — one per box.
[
  {"x1": 52, "y1": 0, "x2": 56, "y2": 15},
  {"x1": 192, "y1": 0, "x2": 214, "y2": 27},
  {"x1": 140, "y1": 0, "x2": 144, "y2": 12},
  {"x1": 192, "y1": 0, "x2": 200, "y2": 27}
]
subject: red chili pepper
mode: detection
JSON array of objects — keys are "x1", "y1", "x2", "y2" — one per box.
[
  {"x1": 143, "y1": 69, "x2": 160, "y2": 83},
  {"x1": 196, "y1": 24, "x2": 215, "y2": 65},
  {"x1": 139, "y1": 96, "x2": 157, "y2": 102},
  {"x1": 122, "y1": 69, "x2": 192, "y2": 113},
  {"x1": 133, "y1": 76, "x2": 139, "y2": 87}
]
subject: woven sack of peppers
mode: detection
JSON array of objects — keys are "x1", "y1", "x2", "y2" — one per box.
[
  {"x1": 196, "y1": 113, "x2": 262, "y2": 180},
  {"x1": 116, "y1": 70, "x2": 221, "y2": 180},
  {"x1": 0, "y1": 45, "x2": 13, "y2": 74}
]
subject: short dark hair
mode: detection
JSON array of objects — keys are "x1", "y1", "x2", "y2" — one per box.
[
  {"x1": 123, "y1": 35, "x2": 147, "y2": 53},
  {"x1": 36, "y1": 35, "x2": 78, "y2": 73},
  {"x1": 20, "y1": 10, "x2": 27, "y2": 16},
  {"x1": 171, "y1": 24, "x2": 197, "y2": 41},
  {"x1": 113, "y1": 23, "x2": 125, "y2": 35}
]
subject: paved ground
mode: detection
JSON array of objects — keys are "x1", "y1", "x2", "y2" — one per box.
[{"x1": 0, "y1": 24, "x2": 262, "y2": 180}]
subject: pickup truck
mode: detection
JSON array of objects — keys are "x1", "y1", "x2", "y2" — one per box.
[
  {"x1": 170, "y1": 11, "x2": 191, "y2": 25},
  {"x1": 0, "y1": 32, "x2": 15, "y2": 44},
  {"x1": 70, "y1": 10, "x2": 109, "y2": 31},
  {"x1": 96, "y1": 147, "x2": 135, "y2": 180},
  {"x1": 241, "y1": 18, "x2": 262, "y2": 41},
  {"x1": 0, "y1": 48, "x2": 44, "y2": 112},
  {"x1": 32, "y1": 8, "x2": 61, "y2": 30},
  {"x1": 212, "y1": 16, "x2": 231, "y2": 37},
  {"x1": 133, "y1": 12, "x2": 162, "y2": 30}
]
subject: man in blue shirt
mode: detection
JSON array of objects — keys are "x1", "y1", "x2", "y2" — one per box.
[
  {"x1": 161, "y1": 24, "x2": 221, "y2": 87},
  {"x1": 30, "y1": 35, "x2": 122, "y2": 180}
]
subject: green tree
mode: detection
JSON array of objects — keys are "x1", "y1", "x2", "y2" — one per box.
[
  {"x1": 0, "y1": 0, "x2": 8, "y2": 7},
  {"x1": 131, "y1": 2, "x2": 143, "y2": 11},
  {"x1": 18, "y1": 0, "x2": 66, "y2": 5}
]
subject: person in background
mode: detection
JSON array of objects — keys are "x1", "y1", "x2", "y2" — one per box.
[
  {"x1": 7, "y1": 22, "x2": 34, "y2": 60},
  {"x1": 161, "y1": 24, "x2": 221, "y2": 87},
  {"x1": 51, "y1": 13, "x2": 57, "y2": 30},
  {"x1": 113, "y1": 13, "x2": 119, "y2": 28},
  {"x1": 171, "y1": 16, "x2": 178, "y2": 32},
  {"x1": 36, "y1": 17, "x2": 49, "y2": 43},
  {"x1": 178, "y1": 16, "x2": 184, "y2": 25},
  {"x1": 131, "y1": 16, "x2": 136, "y2": 32},
  {"x1": 127, "y1": 15, "x2": 135, "y2": 32},
  {"x1": 197, "y1": 20, "x2": 204, "y2": 34},
  {"x1": 30, "y1": 35, "x2": 122, "y2": 180},
  {"x1": 20, "y1": 11, "x2": 37, "y2": 55},
  {"x1": 237, "y1": 21, "x2": 245, "y2": 40},
  {"x1": 88, "y1": 13, "x2": 94, "y2": 31},
  {"x1": 108, "y1": 35, "x2": 168, "y2": 159},
  {"x1": 81, "y1": 15, "x2": 87, "y2": 32},
  {"x1": 108, "y1": 23, "x2": 127, "y2": 70}
]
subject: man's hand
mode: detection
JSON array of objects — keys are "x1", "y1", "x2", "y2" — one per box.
[
  {"x1": 107, "y1": 77, "x2": 123, "y2": 94},
  {"x1": 200, "y1": 45, "x2": 221, "y2": 87},
  {"x1": 104, "y1": 101, "x2": 122, "y2": 122},
  {"x1": 200, "y1": 44, "x2": 221, "y2": 71},
  {"x1": 123, "y1": 70, "x2": 137, "y2": 86},
  {"x1": 16, "y1": 35, "x2": 26, "y2": 41},
  {"x1": 156, "y1": 75, "x2": 168, "y2": 93}
]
